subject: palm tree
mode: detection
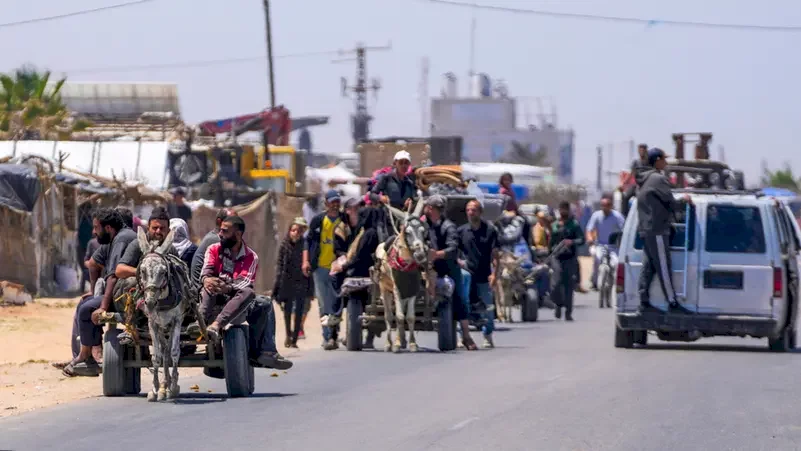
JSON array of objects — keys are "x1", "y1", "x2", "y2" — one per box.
[
  {"x1": 498, "y1": 140, "x2": 551, "y2": 167},
  {"x1": 0, "y1": 65, "x2": 90, "y2": 140},
  {"x1": 761, "y1": 163, "x2": 800, "y2": 192}
]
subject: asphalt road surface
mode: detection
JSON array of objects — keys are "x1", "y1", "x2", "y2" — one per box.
[{"x1": 4, "y1": 293, "x2": 801, "y2": 451}]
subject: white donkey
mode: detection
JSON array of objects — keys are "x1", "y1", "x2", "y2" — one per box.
[
  {"x1": 374, "y1": 195, "x2": 433, "y2": 353},
  {"x1": 136, "y1": 227, "x2": 193, "y2": 402}
]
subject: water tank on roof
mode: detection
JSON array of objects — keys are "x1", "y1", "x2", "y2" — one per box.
[
  {"x1": 470, "y1": 73, "x2": 491, "y2": 98},
  {"x1": 441, "y1": 72, "x2": 458, "y2": 98}
]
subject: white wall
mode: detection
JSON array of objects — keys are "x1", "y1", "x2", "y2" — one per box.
[{"x1": 0, "y1": 140, "x2": 170, "y2": 190}]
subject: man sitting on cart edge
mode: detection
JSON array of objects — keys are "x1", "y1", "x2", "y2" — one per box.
[
  {"x1": 635, "y1": 148, "x2": 693, "y2": 316},
  {"x1": 424, "y1": 195, "x2": 478, "y2": 350},
  {"x1": 371, "y1": 150, "x2": 418, "y2": 212},
  {"x1": 199, "y1": 215, "x2": 293, "y2": 369}
]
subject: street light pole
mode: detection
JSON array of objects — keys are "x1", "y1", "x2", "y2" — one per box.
[{"x1": 263, "y1": 0, "x2": 276, "y2": 107}]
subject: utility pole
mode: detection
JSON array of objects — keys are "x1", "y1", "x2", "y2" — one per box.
[
  {"x1": 629, "y1": 139, "x2": 635, "y2": 162},
  {"x1": 596, "y1": 146, "x2": 603, "y2": 192},
  {"x1": 262, "y1": 0, "x2": 276, "y2": 107},
  {"x1": 419, "y1": 57, "x2": 430, "y2": 136},
  {"x1": 334, "y1": 42, "x2": 392, "y2": 146}
]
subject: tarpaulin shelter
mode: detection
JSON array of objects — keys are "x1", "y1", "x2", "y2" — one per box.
[
  {"x1": 189, "y1": 192, "x2": 304, "y2": 293},
  {"x1": 0, "y1": 163, "x2": 82, "y2": 295}
]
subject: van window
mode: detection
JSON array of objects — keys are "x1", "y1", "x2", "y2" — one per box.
[
  {"x1": 705, "y1": 205, "x2": 766, "y2": 254},
  {"x1": 634, "y1": 205, "x2": 696, "y2": 251}
]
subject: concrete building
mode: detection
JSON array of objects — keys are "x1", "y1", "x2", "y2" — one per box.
[{"x1": 430, "y1": 73, "x2": 575, "y2": 183}]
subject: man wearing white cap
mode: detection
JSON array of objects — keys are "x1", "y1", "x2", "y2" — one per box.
[{"x1": 371, "y1": 150, "x2": 418, "y2": 211}]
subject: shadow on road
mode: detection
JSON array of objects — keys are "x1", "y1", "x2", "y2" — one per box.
[
  {"x1": 638, "y1": 343, "x2": 801, "y2": 354},
  {"x1": 130, "y1": 392, "x2": 298, "y2": 405}
]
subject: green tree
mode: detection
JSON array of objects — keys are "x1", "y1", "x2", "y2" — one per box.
[
  {"x1": 0, "y1": 65, "x2": 90, "y2": 140},
  {"x1": 761, "y1": 163, "x2": 800, "y2": 192}
]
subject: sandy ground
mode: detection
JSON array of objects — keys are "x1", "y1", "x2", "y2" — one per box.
[
  {"x1": 0, "y1": 257, "x2": 593, "y2": 418},
  {"x1": 0, "y1": 297, "x2": 327, "y2": 418}
]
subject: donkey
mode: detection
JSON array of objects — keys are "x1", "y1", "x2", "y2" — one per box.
[
  {"x1": 135, "y1": 227, "x2": 193, "y2": 402},
  {"x1": 374, "y1": 195, "x2": 432, "y2": 353},
  {"x1": 494, "y1": 251, "x2": 527, "y2": 323}
]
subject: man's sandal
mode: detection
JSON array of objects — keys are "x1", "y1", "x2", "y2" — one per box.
[
  {"x1": 462, "y1": 338, "x2": 478, "y2": 351},
  {"x1": 61, "y1": 359, "x2": 101, "y2": 378}
]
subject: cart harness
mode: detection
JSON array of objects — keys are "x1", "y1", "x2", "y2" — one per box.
[{"x1": 388, "y1": 245, "x2": 419, "y2": 272}]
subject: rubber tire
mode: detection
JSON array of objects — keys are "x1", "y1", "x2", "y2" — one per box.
[
  {"x1": 437, "y1": 298, "x2": 457, "y2": 351},
  {"x1": 223, "y1": 326, "x2": 252, "y2": 397},
  {"x1": 790, "y1": 328, "x2": 797, "y2": 350},
  {"x1": 769, "y1": 327, "x2": 791, "y2": 352},
  {"x1": 614, "y1": 324, "x2": 634, "y2": 349},
  {"x1": 102, "y1": 329, "x2": 126, "y2": 397},
  {"x1": 123, "y1": 345, "x2": 141, "y2": 395},
  {"x1": 346, "y1": 297, "x2": 363, "y2": 351},
  {"x1": 521, "y1": 288, "x2": 539, "y2": 322},
  {"x1": 633, "y1": 330, "x2": 648, "y2": 346}
]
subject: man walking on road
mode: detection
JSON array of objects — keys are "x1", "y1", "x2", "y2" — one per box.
[
  {"x1": 550, "y1": 201, "x2": 584, "y2": 321},
  {"x1": 457, "y1": 199, "x2": 498, "y2": 349},
  {"x1": 303, "y1": 190, "x2": 349, "y2": 350},
  {"x1": 635, "y1": 148, "x2": 693, "y2": 315}
]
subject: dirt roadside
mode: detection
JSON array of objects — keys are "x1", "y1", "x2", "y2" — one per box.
[
  {"x1": 0, "y1": 257, "x2": 594, "y2": 418},
  {"x1": 0, "y1": 297, "x2": 327, "y2": 418}
]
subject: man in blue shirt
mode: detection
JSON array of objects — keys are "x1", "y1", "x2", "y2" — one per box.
[{"x1": 585, "y1": 195, "x2": 625, "y2": 291}]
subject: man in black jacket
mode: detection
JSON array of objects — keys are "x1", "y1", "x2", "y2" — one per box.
[
  {"x1": 635, "y1": 148, "x2": 693, "y2": 315},
  {"x1": 424, "y1": 195, "x2": 477, "y2": 350}
]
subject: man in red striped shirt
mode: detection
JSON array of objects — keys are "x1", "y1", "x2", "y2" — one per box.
[{"x1": 197, "y1": 214, "x2": 292, "y2": 370}]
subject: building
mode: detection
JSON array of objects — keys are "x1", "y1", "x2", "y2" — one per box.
[{"x1": 430, "y1": 73, "x2": 575, "y2": 184}]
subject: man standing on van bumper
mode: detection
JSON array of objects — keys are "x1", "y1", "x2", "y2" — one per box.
[{"x1": 635, "y1": 148, "x2": 693, "y2": 315}]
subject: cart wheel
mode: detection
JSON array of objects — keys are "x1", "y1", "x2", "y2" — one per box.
[
  {"x1": 123, "y1": 345, "x2": 141, "y2": 395},
  {"x1": 437, "y1": 297, "x2": 457, "y2": 351},
  {"x1": 102, "y1": 329, "x2": 126, "y2": 397},
  {"x1": 521, "y1": 288, "x2": 539, "y2": 322},
  {"x1": 223, "y1": 326, "x2": 252, "y2": 397},
  {"x1": 633, "y1": 330, "x2": 648, "y2": 346},
  {"x1": 346, "y1": 296, "x2": 364, "y2": 352}
]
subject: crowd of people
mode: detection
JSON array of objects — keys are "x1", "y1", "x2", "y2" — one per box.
[
  {"x1": 54, "y1": 149, "x2": 638, "y2": 378},
  {"x1": 54, "y1": 205, "x2": 293, "y2": 378}
]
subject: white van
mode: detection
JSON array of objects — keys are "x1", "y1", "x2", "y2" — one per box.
[{"x1": 613, "y1": 189, "x2": 801, "y2": 351}]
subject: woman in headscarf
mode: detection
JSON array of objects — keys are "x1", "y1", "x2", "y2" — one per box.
[
  {"x1": 169, "y1": 218, "x2": 198, "y2": 268},
  {"x1": 331, "y1": 204, "x2": 383, "y2": 348}
]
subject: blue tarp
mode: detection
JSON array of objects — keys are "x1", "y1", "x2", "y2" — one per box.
[
  {"x1": 0, "y1": 164, "x2": 41, "y2": 211},
  {"x1": 476, "y1": 182, "x2": 529, "y2": 200}
]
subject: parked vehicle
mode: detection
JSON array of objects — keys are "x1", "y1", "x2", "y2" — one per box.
[{"x1": 613, "y1": 188, "x2": 801, "y2": 351}]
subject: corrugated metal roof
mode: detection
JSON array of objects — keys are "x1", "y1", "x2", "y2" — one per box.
[{"x1": 52, "y1": 82, "x2": 181, "y2": 118}]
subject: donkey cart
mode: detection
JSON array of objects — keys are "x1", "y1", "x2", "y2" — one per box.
[
  {"x1": 340, "y1": 269, "x2": 459, "y2": 352},
  {"x1": 100, "y1": 303, "x2": 256, "y2": 399}
]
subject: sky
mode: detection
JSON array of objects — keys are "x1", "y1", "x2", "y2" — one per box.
[{"x1": 3, "y1": 0, "x2": 801, "y2": 187}]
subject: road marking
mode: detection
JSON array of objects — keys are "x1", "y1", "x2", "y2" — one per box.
[{"x1": 450, "y1": 416, "x2": 479, "y2": 431}]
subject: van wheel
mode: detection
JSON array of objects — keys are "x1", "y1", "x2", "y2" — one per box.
[
  {"x1": 768, "y1": 328, "x2": 791, "y2": 352},
  {"x1": 633, "y1": 331, "x2": 648, "y2": 346},
  {"x1": 789, "y1": 328, "x2": 797, "y2": 350},
  {"x1": 614, "y1": 324, "x2": 634, "y2": 349}
]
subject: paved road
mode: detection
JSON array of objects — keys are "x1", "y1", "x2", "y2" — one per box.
[{"x1": 4, "y1": 293, "x2": 801, "y2": 451}]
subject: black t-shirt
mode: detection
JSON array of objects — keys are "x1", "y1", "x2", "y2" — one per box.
[
  {"x1": 119, "y1": 239, "x2": 178, "y2": 270},
  {"x1": 169, "y1": 203, "x2": 193, "y2": 224},
  {"x1": 191, "y1": 230, "x2": 220, "y2": 284},
  {"x1": 92, "y1": 228, "x2": 137, "y2": 279},
  {"x1": 457, "y1": 220, "x2": 499, "y2": 284},
  {"x1": 84, "y1": 238, "x2": 100, "y2": 262}
]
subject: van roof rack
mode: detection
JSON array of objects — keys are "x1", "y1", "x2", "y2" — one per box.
[{"x1": 672, "y1": 187, "x2": 764, "y2": 197}]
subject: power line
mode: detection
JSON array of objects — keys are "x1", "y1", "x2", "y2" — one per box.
[
  {"x1": 59, "y1": 50, "x2": 346, "y2": 75},
  {"x1": 0, "y1": 0, "x2": 156, "y2": 29},
  {"x1": 426, "y1": 0, "x2": 801, "y2": 32}
]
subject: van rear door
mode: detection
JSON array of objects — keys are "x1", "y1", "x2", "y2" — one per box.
[
  {"x1": 697, "y1": 204, "x2": 773, "y2": 315},
  {"x1": 622, "y1": 203, "x2": 699, "y2": 312}
]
